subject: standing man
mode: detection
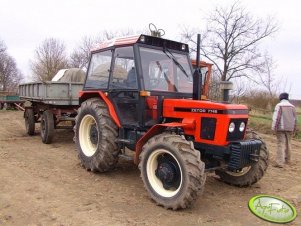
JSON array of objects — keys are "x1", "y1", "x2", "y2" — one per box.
[{"x1": 272, "y1": 92, "x2": 297, "y2": 167}]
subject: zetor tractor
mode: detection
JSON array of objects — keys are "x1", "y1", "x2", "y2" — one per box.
[{"x1": 75, "y1": 34, "x2": 268, "y2": 210}]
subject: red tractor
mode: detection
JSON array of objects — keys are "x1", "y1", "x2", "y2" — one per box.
[{"x1": 75, "y1": 34, "x2": 268, "y2": 210}]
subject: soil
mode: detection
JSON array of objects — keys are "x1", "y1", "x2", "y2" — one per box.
[{"x1": 0, "y1": 111, "x2": 300, "y2": 226}]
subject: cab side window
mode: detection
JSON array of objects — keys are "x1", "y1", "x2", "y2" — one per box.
[
  {"x1": 85, "y1": 50, "x2": 112, "y2": 89},
  {"x1": 110, "y1": 47, "x2": 137, "y2": 89}
]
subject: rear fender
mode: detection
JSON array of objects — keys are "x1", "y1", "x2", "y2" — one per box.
[{"x1": 79, "y1": 91, "x2": 121, "y2": 128}]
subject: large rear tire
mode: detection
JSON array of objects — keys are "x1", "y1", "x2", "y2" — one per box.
[
  {"x1": 215, "y1": 129, "x2": 269, "y2": 187},
  {"x1": 24, "y1": 108, "x2": 35, "y2": 135},
  {"x1": 40, "y1": 110, "x2": 55, "y2": 144},
  {"x1": 139, "y1": 133, "x2": 206, "y2": 210},
  {"x1": 75, "y1": 98, "x2": 119, "y2": 172}
]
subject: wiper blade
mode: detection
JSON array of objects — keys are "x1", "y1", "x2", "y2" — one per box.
[
  {"x1": 163, "y1": 48, "x2": 189, "y2": 78},
  {"x1": 156, "y1": 61, "x2": 178, "y2": 92}
]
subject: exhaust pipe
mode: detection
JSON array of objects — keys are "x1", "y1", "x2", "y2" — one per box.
[{"x1": 193, "y1": 34, "x2": 202, "y2": 100}]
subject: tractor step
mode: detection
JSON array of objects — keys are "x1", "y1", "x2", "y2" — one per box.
[
  {"x1": 119, "y1": 154, "x2": 134, "y2": 161},
  {"x1": 116, "y1": 139, "x2": 135, "y2": 145}
]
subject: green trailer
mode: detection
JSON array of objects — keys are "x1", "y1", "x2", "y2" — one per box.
[{"x1": 0, "y1": 92, "x2": 24, "y2": 110}]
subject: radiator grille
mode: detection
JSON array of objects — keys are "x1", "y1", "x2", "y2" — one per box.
[{"x1": 201, "y1": 117, "x2": 216, "y2": 140}]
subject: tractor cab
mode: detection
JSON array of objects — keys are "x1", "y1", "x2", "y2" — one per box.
[{"x1": 83, "y1": 35, "x2": 194, "y2": 128}]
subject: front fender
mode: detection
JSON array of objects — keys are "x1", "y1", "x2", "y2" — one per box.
[{"x1": 134, "y1": 122, "x2": 190, "y2": 164}]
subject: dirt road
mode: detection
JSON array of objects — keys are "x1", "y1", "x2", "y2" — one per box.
[{"x1": 0, "y1": 111, "x2": 300, "y2": 226}]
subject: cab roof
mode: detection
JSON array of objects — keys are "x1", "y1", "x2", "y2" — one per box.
[
  {"x1": 91, "y1": 34, "x2": 189, "y2": 53},
  {"x1": 92, "y1": 35, "x2": 140, "y2": 51}
]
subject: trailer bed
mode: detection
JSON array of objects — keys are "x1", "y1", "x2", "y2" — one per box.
[{"x1": 19, "y1": 82, "x2": 83, "y2": 106}]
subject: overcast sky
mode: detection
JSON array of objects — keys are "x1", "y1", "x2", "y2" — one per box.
[{"x1": 1, "y1": 0, "x2": 301, "y2": 99}]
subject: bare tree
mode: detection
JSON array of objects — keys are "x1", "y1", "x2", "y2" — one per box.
[
  {"x1": 69, "y1": 36, "x2": 101, "y2": 70},
  {"x1": 231, "y1": 77, "x2": 249, "y2": 103},
  {"x1": 182, "y1": 2, "x2": 278, "y2": 82},
  {"x1": 0, "y1": 55, "x2": 23, "y2": 91},
  {"x1": 259, "y1": 54, "x2": 293, "y2": 108},
  {"x1": 0, "y1": 40, "x2": 6, "y2": 87},
  {"x1": 31, "y1": 38, "x2": 68, "y2": 81},
  {"x1": 207, "y1": 70, "x2": 222, "y2": 100},
  {"x1": 0, "y1": 40, "x2": 6, "y2": 53},
  {"x1": 69, "y1": 29, "x2": 145, "y2": 70},
  {"x1": 258, "y1": 54, "x2": 278, "y2": 99},
  {"x1": 0, "y1": 40, "x2": 23, "y2": 92}
]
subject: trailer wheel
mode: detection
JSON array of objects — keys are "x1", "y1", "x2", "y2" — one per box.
[
  {"x1": 40, "y1": 110, "x2": 55, "y2": 144},
  {"x1": 215, "y1": 129, "x2": 269, "y2": 187},
  {"x1": 139, "y1": 133, "x2": 206, "y2": 210},
  {"x1": 24, "y1": 108, "x2": 35, "y2": 135},
  {"x1": 75, "y1": 98, "x2": 119, "y2": 172}
]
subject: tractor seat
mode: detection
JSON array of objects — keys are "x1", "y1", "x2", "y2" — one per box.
[{"x1": 125, "y1": 67, "x2": 137, "y2": 88}]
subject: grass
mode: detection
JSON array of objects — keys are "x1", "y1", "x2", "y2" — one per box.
[
  {"x1": 249, "y1": 108, "x2": 301, "y2": 140},
  {"x1": 249, "y1": 114, "x2": 273, "y2": 135}
]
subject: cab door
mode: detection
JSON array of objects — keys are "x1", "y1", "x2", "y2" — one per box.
[{"x1": 108, "y1": 46, "x2": 140, "y2": 127}]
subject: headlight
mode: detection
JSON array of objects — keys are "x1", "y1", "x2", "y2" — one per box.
[
  {"x1": 229, "y1": 122, "x2": 235, "y2": 133},
  {"x1": 239, "y1": 122, "x2": 246, "y2": 132}
]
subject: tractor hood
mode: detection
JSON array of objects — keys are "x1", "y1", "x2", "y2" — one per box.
[{"x1": 163, "y1": 99, "x2": 249, "y2": 118}]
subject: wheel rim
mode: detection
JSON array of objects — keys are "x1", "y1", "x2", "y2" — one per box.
[
  {"x1": 226, "y1": 166, "x2": 252, "y2": 176},
  {"x1": 79, "y1": 114, "x2": 98, "y2": 157},
  {"x1": 146, "y1": 149, "x2": 183, "y2": 198}
]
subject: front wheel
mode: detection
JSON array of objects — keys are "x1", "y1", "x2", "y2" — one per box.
[
  {"x1": 215, "y1": 129, "x2": 269, "y2": 187},
  {"x1": 139, "y1": 134, "x2": 206, "y2": 210}
]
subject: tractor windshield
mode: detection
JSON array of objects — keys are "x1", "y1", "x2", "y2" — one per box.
[{"x1": 139, "y1": 47, "x2": 193, "y2": 93}]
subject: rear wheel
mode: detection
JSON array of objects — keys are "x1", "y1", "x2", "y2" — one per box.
[
  {"x1": 215, "y1": 129, "x2": 269, "y2": 186},
  {"x1": 40, "y1": 110, "x2": 54, "y2": 144},
  {"x1": 139, "y1": 133, "x2": 206, "y2": 210},
  {"x1": 75, "y1": 98, "x2": 119, "y2": 172},
  {"x1": 24, "y1": 108, "x2": 35, "y2": 135}
]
